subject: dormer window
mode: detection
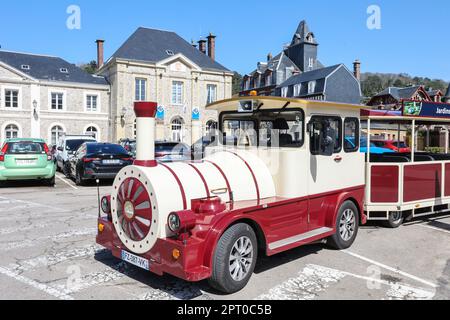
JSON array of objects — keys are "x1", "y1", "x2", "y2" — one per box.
[
  {"x1": 293, "y1": 84, "x2": 302, "y2": 97},
  {"x1": 166, "y1": 50, "x2": 174, "y2": 56},
  {"x1": 281, "y1": 87, "x2": 288, "y2": 98},
  {"x1": 308, "y1": 81, "x2": 316, "y2": 94},
  {"x1": 21, "y1": 65, "x2": 30, "y2": 70},
  {"x1": 308, "y1": 58, "x2": 314, "y2": 70},
  {"x1": 60, "y1": 68, "x2": 69, "y2": 73}
]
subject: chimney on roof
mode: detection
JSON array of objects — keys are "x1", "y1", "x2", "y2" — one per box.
[
  {"x1": 191, "y1": 40, "x2": 197, "y2": 48},
  {"x1": 198, "y1": 38, "x2": 207, "y2": 55},
  {"x1": 96, "y1": 39, "x2": 105, "y2": 69},
  {"x1": 267, "y1": 53, "x2": 273, "y2": 62},
  {"x1": 207, "y1": 33, "x2": 216, "y2": 61},
  {"x1": 353, "y1": 59, "x2": 361, "y2": 81}
]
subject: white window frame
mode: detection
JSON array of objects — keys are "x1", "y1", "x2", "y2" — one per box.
[
  {"x1": 48, "y1": 123, "x2": 66, "y2": 146},
  {"x1": 48, "y1": 90, "x2": 66, "y2": 111},
  {"x1": 84, "y1": 124, "x2": 100, "y2": 141},
  {"x1": 206, "y1": 84, "x2": 217, "y2": 104},
  {"x1": 172, "y1": 81, "x2": 184, "y2": 105},
  {"x1": 3, "y1": 123, "x2": 21, "y2": 141},
  {"x1": 2, "y1": 86, "x2": 22, "y2": 110},
  {"x1": 171, "y1": 117, "x2": 184, "y2": 142},
  {"x1": 84, "y1": 92, "x2": 101, "y2": 113},
  {"x1": 308, "y1": 81, "x2": 316, "y2": 94},
  {"x1": 266, "y1": 74, "x2": 272, "y2": 86},
  {"x1": 135, "y1": 78, "x2": 147, "y2": 101},
  {"x1": 308, "y1": 57, "x2": 314, "y2": 69},
  {"x1": 293, "y1": 84, "x2": 302, "y2": 97},
  {"x1": 281, "y1": 87, "x2": 288, "y2": 98}
]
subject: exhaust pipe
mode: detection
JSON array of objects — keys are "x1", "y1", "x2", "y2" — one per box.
[{"x1": 133, "y1": 101, "x2": 158, "y2": 167}]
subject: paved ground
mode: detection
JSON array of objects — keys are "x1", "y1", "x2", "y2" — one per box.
[{"x1": 0, "y1": 173, "x2": 449, "y2": 300}]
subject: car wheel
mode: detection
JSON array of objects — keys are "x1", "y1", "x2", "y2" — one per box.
[
  {"x1": 63, "y1": 163, "x2": 70, "y2": 178},
  {"x1": 46, "y1": 176, "x2": 56, "y2": 187},
  {"x1": 327, "y1": 201, "x2": 359, "y2": 250},
  {"x1": 382, "y1": 211, "x2": 404, "y2": 229},
  {"x1": 208, "y1": 223, "x2": 257, "y2": 294},
  {"x1": 75, "y1": 170, "x2": 86, "y2": 186}
]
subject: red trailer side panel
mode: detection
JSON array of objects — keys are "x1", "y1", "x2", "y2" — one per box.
[
  {"x1": 404, "y1": 164, "x2": 441, "y2": 202},
  {"x1": 371, "y1": 166, "x2": 399, "y2": 203}
]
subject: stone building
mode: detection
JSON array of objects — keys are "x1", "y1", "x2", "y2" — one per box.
[
  {"x1": 97, "y1": 27, "x2": 234, "y2": 144},
  {"x1": 0, "y1": 50, "x2": 110, "y2": 145}
]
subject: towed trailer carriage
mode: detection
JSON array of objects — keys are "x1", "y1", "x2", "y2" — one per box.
[
  {"x1": 363, "y1": 100, "x2": 450, "y2": 227},
  {"x1": 96, "y1": 97, "x2": 368, "y2": 294}
]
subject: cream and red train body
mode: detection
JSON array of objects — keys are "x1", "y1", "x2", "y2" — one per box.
[{"x1": 96, "y1": 99, "x2": 366, "y2": 292}]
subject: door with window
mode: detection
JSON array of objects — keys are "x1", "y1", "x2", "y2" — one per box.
[{"x1": 308, "y1": 116, "x2": 364, "y2": 229}]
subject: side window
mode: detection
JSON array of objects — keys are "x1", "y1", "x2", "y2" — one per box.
[
  {"x1": 310, "y1": 116, "x2": 342, "y2": 156},
  {"x1": 344, "y1": 118, "x2": 359, "y2": 153},
  {"x1": 222, "y1": 120, "x2": 256, "y2": 147}
]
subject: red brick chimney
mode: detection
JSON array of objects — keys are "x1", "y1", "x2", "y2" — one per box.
[
  {"x1": 96, "y1": 39, "x2": 105, "y2": 69},
  {"x1": 207, "y1": 33, "x2": 216, "y2": 61},
  {"x1": 198, "y1": 38, "x2": 207, "y2": 55},
  {"x1": 353, "y1": 59, "x2": 361, "y2": 81}
]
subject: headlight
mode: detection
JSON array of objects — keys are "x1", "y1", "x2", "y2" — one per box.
[
  {"x1": 101, "y1": 196, "x2": 111, "y2": 214},
  {"x1": 168, "y1": 213, "x2": 181, "y2": 233}
]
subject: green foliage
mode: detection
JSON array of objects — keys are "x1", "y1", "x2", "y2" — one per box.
[
  {"x1": 80, "y1": 60, "x2": 98, "y2": 74},
  {"x1": 232, "y1": 71, "x2": 243, "y2": 95},
  {"x1": 361, "y1": 72, "x2": 448, "y2": 99}
]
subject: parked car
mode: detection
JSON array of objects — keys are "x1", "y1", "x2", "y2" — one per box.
[
  {"x1": 65, "y1": 143, "x2": 133, "y2": 186},
  {"x1": 0, "y1": 138, "x2": 56, "y2": 186},
  {"x1": 56, "y1": 135, "x2": 97, "y2": 174},
  {"x1": 119, "y1": 138, "x2": 136, "y2": 157},
  {"x1": 155, "y1": 141, "x2": 191, "y2": 162},
  {"x1": 371, "y1": 139, "x2": 411, "y2": 153}
]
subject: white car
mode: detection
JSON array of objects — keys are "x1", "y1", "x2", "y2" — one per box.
[{"x1": 56, "y1": 134, "x2": 97, "y2": 173}]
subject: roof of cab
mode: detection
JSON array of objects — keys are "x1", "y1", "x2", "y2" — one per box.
[{"x1": 206, "y1": 96, "x2": 365, "y2": 112}]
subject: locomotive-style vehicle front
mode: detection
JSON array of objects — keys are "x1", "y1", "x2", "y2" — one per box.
[{"x1": 96, "y1": 98, "x2": 366, "y2": 293}]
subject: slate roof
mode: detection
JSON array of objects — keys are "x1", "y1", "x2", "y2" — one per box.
[
  {"x1": 277, "y1": 64, "x2": 342, "y2": 90},
  {"x1": 373, "y1": 86, "x2": 421, "y2": 100},
  {"x1": 291, "y1": 20, "x2": 317, "y2": 45},
  {"x1": 0, "y1": 50, "x2": 108, "y2": 85},
  {"x1": 110, "y1": 27, "x2": 230, "y2": 72}
]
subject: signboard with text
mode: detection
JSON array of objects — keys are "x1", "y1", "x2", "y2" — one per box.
[{"x1": 402, "y1": 100, "x2": 450, "y2": 119}]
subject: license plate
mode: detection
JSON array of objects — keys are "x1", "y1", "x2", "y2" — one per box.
[
  {"x1": 103, "y1": 159, "x2": 120, "y2": 165},
  {"x1": 121, "y1": 250, "x2": 150, "y2": 270},
  {"x1": 16, "y1": 159, "x2": 37, "y2": 166}
]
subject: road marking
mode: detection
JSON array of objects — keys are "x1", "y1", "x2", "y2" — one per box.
[
  {"x1": 0, "y1": 196, "x2": 69, "y2": 213},
  {"x1": 417, "y1": 223, "x2": 450, "y2": 235},
  {"x1": 0, "y1": 266, "x2": 73, "y2": 300},
  {"x1": 342, "y1": 250, "x2": 438, "y2": 288},
  {"x1": 56, "y1": 173, "x2": 78, "y2": 190},
  {"x1": 0, "y1": 228, "x2": 96, "y2": 251},
  {"x1": 256, "y1": 264, "x2": 434, "y2": 300}
]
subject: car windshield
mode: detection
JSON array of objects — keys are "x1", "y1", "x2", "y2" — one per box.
[
  {"x1": 87, "y1": 144, "x2": 127, "y2": 155},
  {"x1": 156, "y1": 143, "x2": 189, "y2": 154},
  {"x1": 6, "y1": 142, "x2": 45, "y2": 155},
  {"x1": 66, "y1": 139, "x2": 94, "y2": 151}
]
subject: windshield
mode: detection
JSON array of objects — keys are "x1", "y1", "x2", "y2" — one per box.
[
  {"x1": 66, "y1": 139, "x2": 94, "y2": 151},
  {"x1": 6, "y1": 142, "x2": 45, "y2": 155},
  {"x1": 87, "y1": 144, "x2": 128, "y2": 155}
]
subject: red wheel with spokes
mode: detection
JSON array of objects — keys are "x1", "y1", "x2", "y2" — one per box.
[{"x1": 116, "y1": 177, "x2": 152, "y2": 241}]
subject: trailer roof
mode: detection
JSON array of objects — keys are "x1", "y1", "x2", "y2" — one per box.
[{"x1": 206, "y1": 96, "x2": 365, "y2": 112}]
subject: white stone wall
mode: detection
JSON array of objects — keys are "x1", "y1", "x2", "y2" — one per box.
[
  {"x1": 0, "y1": 64, "x2": 111, "y2": 145},
  {"x1": 102, "y1": 56, "x2": 233, "y2": 144}
]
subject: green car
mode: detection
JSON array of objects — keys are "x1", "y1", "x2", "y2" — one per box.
[{"x1": 0, "y1": 138, "x2": 56, "y2": 186}]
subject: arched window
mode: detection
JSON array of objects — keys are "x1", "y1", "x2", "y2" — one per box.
[
  {"x1": 51, "y1": 126, "x2": 64, "y2": 146},
  {"x1": 5, "y1": 124, "x2": 19, "y2": 139},
  {"x1": 171, "y1": 118, "x2": 184, "y2": 142},
  {"x1": 85, "y1": 126, "x2": 98, "y2": 140},
  {"x1": 205, "y1": 120, "x2": 217, "y2": 135}
]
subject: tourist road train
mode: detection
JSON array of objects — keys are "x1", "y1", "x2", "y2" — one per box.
[{"x1": 96, "y1": 96, "x2": 450, "y2": 293}]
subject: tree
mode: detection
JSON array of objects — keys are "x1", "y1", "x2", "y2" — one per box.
[
  {"x1": 232, "y1": 72, "x2": 243, "y2": 95},
  {"x1": 80, "y1": 60, "x2": 98, "y2": 74}
]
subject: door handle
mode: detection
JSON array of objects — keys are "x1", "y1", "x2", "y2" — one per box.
[{"x1": 334, "y1": 156, "x2": 343, "y2": 163}]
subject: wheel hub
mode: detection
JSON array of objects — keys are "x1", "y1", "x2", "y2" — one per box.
[
  {"x1": 229, "y1": 236, "x2": 253, "y2": 282},
  {"x1": 339, "y1": 209, "x2": 356, "y2": 241}
]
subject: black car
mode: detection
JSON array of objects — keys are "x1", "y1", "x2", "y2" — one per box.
[
  {"x1": 155, "y1": 141, "x2": 191, "y2": 162},
  {"x1": 119, "y1": 138, "x2": 136, "y2": 157},
  {"x1": 66, "y1": 143, "x2": 133, "y2": 185}
]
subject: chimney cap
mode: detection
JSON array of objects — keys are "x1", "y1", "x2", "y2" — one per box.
[
  {"x1": 354, "y1": 59, "x2": 361, "y2": 64},
  {"x1": 198, "y1": 38, "x2": 207, "y2": 43},
  {"x1": 96, "y1": 39, "x2": 105, "y2": 43},
  {"x1": 207, "y1": 32, "x2": 216, "y2": 39}
]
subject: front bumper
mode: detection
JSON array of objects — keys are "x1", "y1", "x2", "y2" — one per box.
[
  {"x1": 96, "y1": 218, "x2": 211, "y2": 282},
  {"x1": 0, "y1": 163, "x2": 56, "y2": 181}
]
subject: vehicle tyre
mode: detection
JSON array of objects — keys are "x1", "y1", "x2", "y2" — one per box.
[
  {"x1": 46, "y1": 176, "x2": 56, "y2": 187},
  {"x1": 75, "y1": 169, "x2": 86, "y2": 186},
  {"x1": 208, "y1": 223, "x2": 258, "y2": 294},
  {"x1": 382, "y1": 211, "x2": 404, "y2": 229},
  {"x1": 63, "y1": 163, "x2": 70, "y2": 178},
  {"x1": 328, "y1": 201, "x2": 359, "y2": 250}
]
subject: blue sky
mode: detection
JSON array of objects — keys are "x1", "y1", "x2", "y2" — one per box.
[{"x1": 0, "y1": 0, "x2": 449, "y2": 81}]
